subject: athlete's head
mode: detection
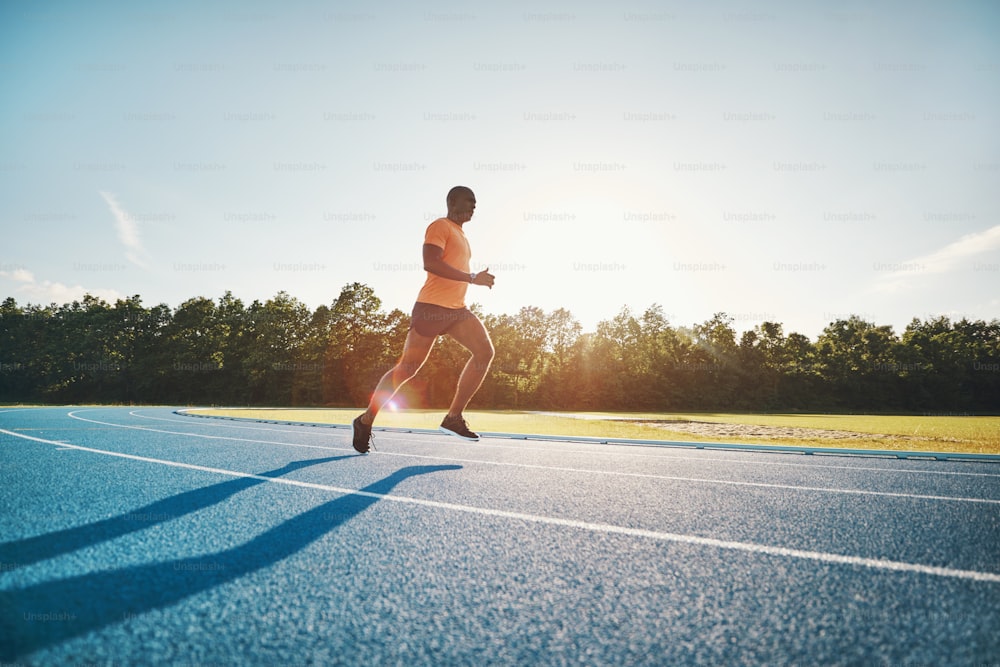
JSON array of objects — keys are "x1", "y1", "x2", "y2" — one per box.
[{"x1": 446, "y1": 186, "x2": 476, "y2": 223}]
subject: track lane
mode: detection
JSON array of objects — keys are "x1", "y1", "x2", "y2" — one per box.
[
  {"x1": 1, "y1": 407, "x2": 998, "y2": 665},
  {"x1": 76, "y1": 408, "x2": 1000, "y2": 501},
  {"x1": 17, "y1": 408, "x2": 1000, "y2": 573},
  {"x1": 3, "y1": 408, "x2": 998, "y2": 574}
]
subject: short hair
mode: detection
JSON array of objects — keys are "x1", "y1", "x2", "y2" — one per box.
[{"x1": 446, "y1": 185, "x2": 474, "y2": 206}]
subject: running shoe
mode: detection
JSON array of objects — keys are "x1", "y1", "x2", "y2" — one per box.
[
  {"x1": 440, "y1": 415, "x2": 480, "y2": 441},
  {"x1": 351, "y1": 414, "x2": 374, "y2": 453}
]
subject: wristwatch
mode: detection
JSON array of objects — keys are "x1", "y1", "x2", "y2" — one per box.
[{"x1": 469, "y1": 272, "x2": 477, "y2": 283}]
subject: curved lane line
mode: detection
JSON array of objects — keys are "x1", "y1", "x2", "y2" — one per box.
[
  {"x1": 59, "y1": 410, "x2": 1000, "y2": 506},
  {"x1": 157, "y1": 409, "x2": 1000, "y2": 478}
]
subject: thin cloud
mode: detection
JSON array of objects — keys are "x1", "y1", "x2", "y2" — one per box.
[
  {"x1": 0, "y1": 269, "x2": 123, "y2": 305},
  {"x1": 99, "y1": 190, "x2": 150, "y2": 268},
  {"x1": 873, "y1": 224, "x2": 1000, "y2": 294},
  {"x1": 1, "y1": 268, "x2": 35, "y2": 284}
]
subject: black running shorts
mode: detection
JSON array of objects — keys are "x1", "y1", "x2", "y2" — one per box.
[{"x1": 410, "y1": 302, "x2": 477, "y2": 338}]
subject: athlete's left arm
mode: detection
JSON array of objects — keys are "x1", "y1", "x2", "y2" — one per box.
[{"x1": 423, "y1": 244, "x2": 494, "y2": 287}]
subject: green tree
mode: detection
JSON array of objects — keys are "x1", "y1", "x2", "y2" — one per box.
[
  {"x1": 42, "y1": 295, "x2": 117, "y2": 403},
  {"x1": 478, "y1": 312, "x2": 518, "y2": 408},
  {"x1": 900, "y1": 317, "x2": 1000, "y2": 412},
  {"x1": 0, "y1": 297, "x2": 41, "y2": 401},
  {"x1": 636, "y1": 305, "x2": 684, "y2": 410},
  {"x1": 781, "y1": 332, "x2": 823, "y2": 410},
  {"x1": 816, "y1": 316, "x2": 900, "y2": 409},
  {"x1": 738, "y1": 322, "x2": 793, "y2": 410},
  {"x1": 483, "y1": 306, "x2": 548, "y2": 409},
  {"x1": 243, "y1": 292, "x2": 312, "y2": 405},
  {"x1": 3, "y1": 283, "x2": 996, "y2": 413},
  {"x1": 323, "y1": 283, "x2": 405, "y2": 407},
  {"x1": 291, "y1": 304, "x2": 332, "y2": 406},
  {"x1": 587, "y1": 307, "x2": 643, "y2": 410},
  {"x1": 679, "y1": 312, "x2": 738, "y2": 409},
  {"x1": 534, "y1": 308, "x2": 583, "y2": 409},
  {"x1": 106, "y1": 296, "x2": 170, "y2": 403}
]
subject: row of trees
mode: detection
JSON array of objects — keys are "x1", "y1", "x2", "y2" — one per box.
[{"x1": 1, "y1": 284, "x2": 998, "y2": 412}]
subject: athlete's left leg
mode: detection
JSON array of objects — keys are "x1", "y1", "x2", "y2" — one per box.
[{"x1": 444, "y1": 314, "x2": 495, "y2": 419}]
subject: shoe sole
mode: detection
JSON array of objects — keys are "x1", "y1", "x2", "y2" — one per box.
[{"x1": 440, "y1": 426, "x2": 479, "y2": 442}]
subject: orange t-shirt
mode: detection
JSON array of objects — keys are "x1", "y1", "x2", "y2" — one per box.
[{"x1": 416, "y1": 217, "x2": 472, "y2": 309}]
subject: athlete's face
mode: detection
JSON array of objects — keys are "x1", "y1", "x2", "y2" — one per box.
[{"x1": 449, "y1": 192, "x2": 476, "y2": 223}]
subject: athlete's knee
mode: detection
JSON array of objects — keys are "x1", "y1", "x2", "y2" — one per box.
[
  {"x1": 393, "y1": 361, "x2": 422, "y2": 382},
  {"x1": 392, "y1": 355, "x2": 425, "y2": 382},
  {"x1": 472, "y1": 339, "x2": 495, "y2": 367},
  {"x1": 393, "y1": 335, "x2": 434, "y2": 381}
]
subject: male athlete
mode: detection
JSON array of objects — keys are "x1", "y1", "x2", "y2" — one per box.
[{"x1": 351, "y1": 185, "x2": 496, "y2": 453}]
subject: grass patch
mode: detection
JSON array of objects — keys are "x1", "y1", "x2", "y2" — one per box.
[{"x1": 193, "y1": 408, "x2": 1000, "y2": 455}]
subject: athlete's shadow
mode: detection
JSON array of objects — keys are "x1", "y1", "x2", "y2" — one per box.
[
  {"x1": 0, "y1": 463, "x2": 461, "y2": 660},
  {"x1": 0, "y1": 456, "x2": 352, "y2": 569}
]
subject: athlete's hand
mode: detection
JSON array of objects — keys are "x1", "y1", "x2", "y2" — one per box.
[{"x1": 473, "y1": 268, "x2": 495, "y2": 289}]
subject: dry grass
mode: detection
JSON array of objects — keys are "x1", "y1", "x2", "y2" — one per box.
[{"x1": 193, "y1": 408, "x2": 1000, "y2": 455}]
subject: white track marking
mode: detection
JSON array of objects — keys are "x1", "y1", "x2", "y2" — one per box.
[
  {"x1": 2, "y1": 426, "x2": 998, "y2": 584},
  {"x1": 58, "y1": 410, "x2": 1000, "y2": 505},
  {"x1": 133, "y1": 409, "x2": 1000, "y2": 479}
]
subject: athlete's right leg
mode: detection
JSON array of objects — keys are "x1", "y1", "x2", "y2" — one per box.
[{"x1": 361, "y1": 328, "x2": 436, "y2": 425}]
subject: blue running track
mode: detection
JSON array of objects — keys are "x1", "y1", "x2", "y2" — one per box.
[{"x1": 1, "y1": 407, "x2": 998, "y2": 665}]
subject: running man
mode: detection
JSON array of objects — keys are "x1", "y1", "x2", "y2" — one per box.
[{"x1": 351, "y1": 186, "x2": 496, "y2": 453}]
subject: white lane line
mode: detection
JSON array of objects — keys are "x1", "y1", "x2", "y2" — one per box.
[
  {"x1": 63, "y1": 410, "x2": 1000, "y2": 506},
  {"x1": 2, "y1": 426, "x2": 998, "y2": 584},
  {"x1": 133, "y1": 409, "x2": 1000, "y2": 479}
]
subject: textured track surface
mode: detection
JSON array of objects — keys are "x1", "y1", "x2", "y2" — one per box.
[{"x1": 1, "y1": 407, "x2": 998, "y2": 665}]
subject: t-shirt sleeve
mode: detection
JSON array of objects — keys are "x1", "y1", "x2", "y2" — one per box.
[{"x1": 423, "y1": 219, "x2": 450, "y2": 249}]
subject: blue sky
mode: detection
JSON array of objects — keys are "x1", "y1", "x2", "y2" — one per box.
[{"x1": 2, "y1": 0, "x2": 998, "y2": 338}]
